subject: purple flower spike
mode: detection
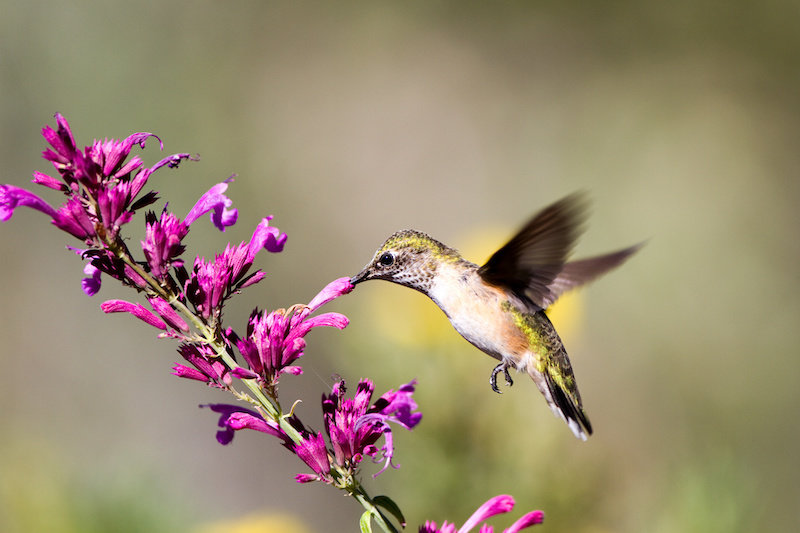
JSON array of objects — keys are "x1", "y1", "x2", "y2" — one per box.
[
  {"x1": 0, "y1": 184, "x2": 58, "y2": 221},
  {"x1": 184, "y1": 179, "x2": 238, "y2": 231},
  {"x1": 20, "y1": 114, "x2": 197, "y2": 247},
  {"x1": 419, "y1": 495, "x2": 544, "y2": 533},
  {"x1": 100, "y1": 299, "x2": 167, "y2": 330}
]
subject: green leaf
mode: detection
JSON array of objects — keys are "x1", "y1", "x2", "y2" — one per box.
[
  {"x1": 360, "y1": 510, "x2": 373, "y2": 533},
  {"x1": 374, "y1": 495, "x2": 406, "y2": 527}
]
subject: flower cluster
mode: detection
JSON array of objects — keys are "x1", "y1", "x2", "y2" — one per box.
[
  {"x1": 230, "y1": 277, "x2": 353, "y2": 390},
  {"x1": 1, "y1": 114, "x2": 545, "y2": 533},
  {"x1": 208, "y1": 377, "x2": 422, "y2": 484}
]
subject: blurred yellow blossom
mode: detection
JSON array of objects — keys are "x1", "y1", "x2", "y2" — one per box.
[{"x1": 195, "y1": 513, "x2": 311, "y2": 533}]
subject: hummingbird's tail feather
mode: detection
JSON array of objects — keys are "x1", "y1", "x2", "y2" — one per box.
[{"x1": 542, "y1": 372, "x2": 593, "y2": 441}]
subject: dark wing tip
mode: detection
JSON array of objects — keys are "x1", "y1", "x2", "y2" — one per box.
[{"x1": 478, "y1": 193, "x2": 591, "y2": 308}]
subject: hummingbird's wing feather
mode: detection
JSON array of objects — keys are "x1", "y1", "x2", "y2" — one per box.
[
  {"x1": 539, "y1": 243, "x2": 644, "y2": 308},
  {"x1": 478, "y1": 193, "x2": 588, "y2": 310}
]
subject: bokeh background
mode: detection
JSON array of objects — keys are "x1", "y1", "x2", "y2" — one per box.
[{"x1": 1, "y1": 2, "x2": 798, "y2": 532}]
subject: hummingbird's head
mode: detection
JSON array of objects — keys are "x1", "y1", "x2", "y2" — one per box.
[{"x1": 350, "y1": 229, "x2": 460, "y2": 293}]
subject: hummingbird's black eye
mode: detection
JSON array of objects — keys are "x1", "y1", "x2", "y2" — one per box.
[{"x1": 378, "y1": 252, "x2": 394, "y2": 267}]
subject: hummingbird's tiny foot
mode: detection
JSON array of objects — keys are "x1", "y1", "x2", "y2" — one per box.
[
  {"x1": 490, "y1": 363, "x2": 509, "y2": 394},
  {"x1": 503, "y1": 367, "x2": 514, "y2": 387}
]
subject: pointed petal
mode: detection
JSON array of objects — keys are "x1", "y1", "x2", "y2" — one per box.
[
  {"x1": 459, "y1": 495, "x2": 515, "y2": 533},
  {"x1": 184, "y1": 179, "x2": 238, "y2": 231},
  {"x1": 504, "y1": 510, "x2": 544, "y2": 532},
  {"x1": 307, "y1": 277, "x2": 355, "y2": 311},
  {"x1": 0, "y1": 185, "x2": 58, "y2": 221},
  {"x1": 100, "y1": 299, "x2": 167, "y2": 330}
]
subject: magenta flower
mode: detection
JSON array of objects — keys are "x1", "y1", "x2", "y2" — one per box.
[
  {"x1": 141, "y1": 209, "x2": 189, "y2": 281},
  {"x1": 67, "y1": 247, "x2": 103, "y2": 296},
  {"x1": 203, "y1": 403, "x2": 288, "y2": 445},
  {"x1": 292, "y1": 432, "x2": 332, "y2": 483},
  {"x1": 100, "y1": 299, "x2": 167, "y2": 330},
  {"x1": 203, "y1": 377, "x2": 420, "y2": 483},
  {"x1": 141, "y1": 180, "x2": 243, "y2": 283},
  {"x1": 100, "y1": 296, "x2": 192, "y2": 336},
  {"x1": 184, "y1": 218, "x2": 287, "y2": 321},
  {"x1": 184, "y1": 179, "x2": 238, "y2": 232},
  {"x1": 39, "y1": 113, "x2": 166, "y2": 197},
  {"x1": 323, "y1": 378, "x2": 422, "y2": 477},
  {"x1": 2, "y1": 114, "x2": 195, "y2": 294},
  {"x1": 148, "y1": 297, "x2": 190, "y2": 332},
  {"x1": 0, "y1": 184, "x2": 58, "y2": 221},
  {"x1": 233, "y1": 277, "x2": 352, "y2": 385},
  {"x1": 172, "y1": 344, "x2": 232, "y2": 390},
  {"x1": 420, "y1": 495, "x2": 544, "y2": 533},
  {"x1": 3, "y1": 114, "x2": 190, "y2": 237}
]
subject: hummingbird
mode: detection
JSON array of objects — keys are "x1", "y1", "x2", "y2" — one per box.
[{"x1": 349, "y1": 193, "x2": 641, "y2": 440}]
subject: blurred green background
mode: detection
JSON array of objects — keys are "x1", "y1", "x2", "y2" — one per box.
[{"x1": 1, "y1": 1, "x2": 798, "y2": 532}]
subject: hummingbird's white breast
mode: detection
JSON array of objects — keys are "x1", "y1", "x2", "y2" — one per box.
[{"x1": 427, "y1": 263, "x2": 528, "y2": 363}]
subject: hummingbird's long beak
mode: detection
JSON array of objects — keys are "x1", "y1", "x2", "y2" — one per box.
[{"x1": 350, "y1": 267, "x2": 371, "y2": 285}]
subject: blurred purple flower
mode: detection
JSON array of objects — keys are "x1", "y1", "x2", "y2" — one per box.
[
  {"x1": 323, "y1": 378, "x2": 421, "y2": 477},
  {"x1": 233, "y1": 277, "x2": 352, "y2": 386},
  {"x1": 419, "y1": 495, "x2": 544, "y2": 533}
]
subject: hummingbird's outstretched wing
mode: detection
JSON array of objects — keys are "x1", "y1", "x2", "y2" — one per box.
[
  {"x1": 539, "y1": 243, "x2": 644, "y2": 308},
  {"x1": 477, "y1": 193, "x2": 588, "y2": 310},
  {"x1": 478, "y1": 194, "x2": 641, "y2": 311}
]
